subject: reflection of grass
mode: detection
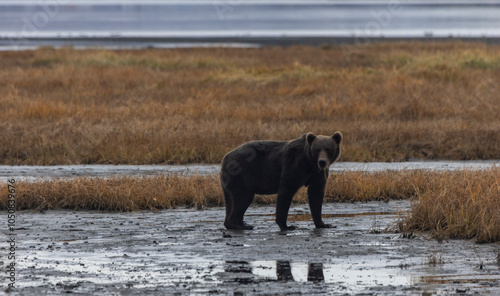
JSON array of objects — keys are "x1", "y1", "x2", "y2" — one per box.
[
  {"x1": 1, "y1": 42, "x2": 500, "y2": 164},
  {"x1": 2, "y1": 169, "x2": 499, "y2": 242}
]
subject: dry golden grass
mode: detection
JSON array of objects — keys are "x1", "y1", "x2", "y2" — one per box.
[
  {"x1": 1, "y1": 42, "x2": 500, "y2": 164},
  {"x1": 399, "y1": 169, "x2": 500, "y2": 243},
  {"x1": 1, "y1": 169, "x2": 499, "y2": 242},
  {"x1": 0, "y1": 171, "x2": 429, "y2": 211},
  {"x1": 0, "y1": 175, "x2": 223, "y2": 211}
]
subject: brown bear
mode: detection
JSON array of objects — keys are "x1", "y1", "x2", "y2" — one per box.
[{"x1": 220, "y1": 132, "x2": 342, "y2": 231}]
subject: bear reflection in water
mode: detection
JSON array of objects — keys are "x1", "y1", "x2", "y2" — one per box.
[{"x1": 224, "y1": 260, "x2": 324, "y2": 282}]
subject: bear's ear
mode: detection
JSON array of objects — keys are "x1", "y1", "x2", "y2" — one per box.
[
  {"x1": 332, "y1": 132, "x2": 342, "y2": 145},
  {"x1": 306, "y1": 132, "x2": 316, "y2": 145}
]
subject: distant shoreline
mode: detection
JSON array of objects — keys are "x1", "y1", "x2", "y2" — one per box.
[
  {"x1": 3, "y1": 35, "x2": 500, "y2": 50},
  {"x1": 2, "y1": 1, "x2": 500, "y2": 50}
]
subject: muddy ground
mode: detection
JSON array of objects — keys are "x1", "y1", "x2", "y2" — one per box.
[{"x1": 1, "y1": 200, "x2": 499, "y2": 295}]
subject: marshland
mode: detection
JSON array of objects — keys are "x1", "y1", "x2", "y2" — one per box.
[
  {"x1": 1, "y1": 42, "x2": 500, "y2": 239},
  {"x1": 1, "y1": 42, "x2": 500, "y2": 294},
  {"x1": 1, "y1": 42, "x2": 500, "y2": 165}
]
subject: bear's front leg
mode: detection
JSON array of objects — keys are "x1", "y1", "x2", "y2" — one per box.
[
  {"x1": 307, "y1": 175, "x2": 333, "y2": 229},
  {"x1": 275, "y1": 183, "x2": 301, "y2": 231}
]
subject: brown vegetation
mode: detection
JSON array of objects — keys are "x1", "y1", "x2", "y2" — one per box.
[
  {"x1": 1, "y1": 42, "x2": 500, "y2": 165},
  {"x1": 2, "y1": 169, "x2": 499, "y2": 242},
  {"x1": 0, "y1": 170, "x2": 432, "y2": 211},
  {"x1": 1, "y1": 175, "x2": 222, "y2": 211},
  {"x1": 1, "y1": 42, "x2": 499, "y2": 242},
  {"x1": 399, "y1": 169, "x2": 500, "y2": 243}
]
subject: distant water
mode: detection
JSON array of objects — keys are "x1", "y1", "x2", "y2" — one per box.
[
  {"x1": 1, "y1": 1, "x2": 500, "y2": 49},
  {"x1": 1, "y1": 161, "x2": 499, "y2": 181}
]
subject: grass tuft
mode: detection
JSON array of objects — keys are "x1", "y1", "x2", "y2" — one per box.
[
  {"x1": 427, "y1": 253, "x2": 445, "y2": 265},
  {"x1": 398, "y1": 169, "x2": 500, "y2": 243}
]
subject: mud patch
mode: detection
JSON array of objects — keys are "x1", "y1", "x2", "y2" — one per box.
[
  {"x1": 1, "y1": 200, "x2": 499, "y2": 294},
  {"x1": 252, "y1": 211, "x2": 395, "y2": 222}
]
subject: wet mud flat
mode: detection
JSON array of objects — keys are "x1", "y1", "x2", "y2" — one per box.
[{"x1": 2, "y1": 201, "x2": 500, "y2": 295}]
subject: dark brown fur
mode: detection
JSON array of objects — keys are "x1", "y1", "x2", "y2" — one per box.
[{"x1": 220, "y1": 132, "x2": 342, "y2": 231}]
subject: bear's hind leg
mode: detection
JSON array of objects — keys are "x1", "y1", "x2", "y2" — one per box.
[
  {"x1": 223, "y1": 188, "x2": 232, "y2": 225},
  {"x1": 224, "y1": 191, "x2": 255, "y2": 230}
]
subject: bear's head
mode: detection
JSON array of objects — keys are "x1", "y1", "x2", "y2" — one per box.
[{"x1": 306, "y1": 132, "x2": 342, "y2": 170}]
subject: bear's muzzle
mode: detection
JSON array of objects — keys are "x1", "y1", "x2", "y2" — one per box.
[{"x1": 317, "y1": 150, "x2": 330, "y2": 170}]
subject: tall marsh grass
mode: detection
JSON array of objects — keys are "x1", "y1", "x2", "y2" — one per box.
[
  {"x1": 399, "y1": 169, "x2": 500, "y2": 243},
  {"x1": 1, "y1": 42, "x2": 500, "y2": 164},
  {"x1": 1, "y1": 169, "x2": 499, "y2": 242},
  {"x1": 0, "y1": 175, "x2": 223, "y2": 211}
]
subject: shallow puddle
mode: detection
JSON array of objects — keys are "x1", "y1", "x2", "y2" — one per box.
[{"x1": 222, "y1": 259, "x2": 413, "y2": 287}]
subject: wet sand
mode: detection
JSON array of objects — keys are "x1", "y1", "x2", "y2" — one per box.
[{"x1": 2, "y1": 201, "x2": 499, "y2": 294}]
